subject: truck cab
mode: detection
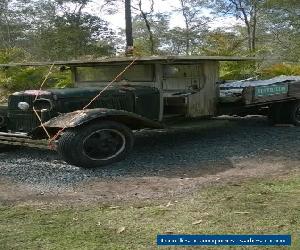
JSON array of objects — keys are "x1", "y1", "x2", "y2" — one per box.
[{"x1": 71, "y1": 57, "x2": 220, "y2": 121}]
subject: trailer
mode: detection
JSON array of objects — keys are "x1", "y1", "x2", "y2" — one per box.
[
  {"x1": 218, "y1": 76, "x2": 300, "y2": 125},
  {"x1": 0, "y1": 56, "x2": 299, "y2": 168}
]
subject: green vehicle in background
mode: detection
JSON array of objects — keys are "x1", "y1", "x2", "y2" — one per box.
[{"x1": 0, "y1": 56, "x2": 299, "y2": 168}]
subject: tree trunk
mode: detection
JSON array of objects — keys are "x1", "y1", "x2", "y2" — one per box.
[
  {"x1": 125, "y1": 0, "x2": 134, "y2": 56},
  {"x1": 141, "y1": 11, "x2": 155, "y2": 55},
  {"x1": 250, "y1": 1, "x2": 258, "y2": 53},
  {"x1": 138, "y1": 0, "x2": 155, "y2": 55},
  {"x1": 179, "y1": 0, "x2": 190, "y2": 55},
  {"x1": 230, "y1": 0, "x2": 257, "y2": 53}
]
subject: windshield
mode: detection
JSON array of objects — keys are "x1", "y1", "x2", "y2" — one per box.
[{"x1": 75, "y1": 64, "x2": 155, "y2": 82}]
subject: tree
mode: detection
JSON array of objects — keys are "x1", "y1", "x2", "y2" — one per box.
[
  {"x1": 262, "y1": 0, "x2": 300, "y2": 61},
  {"x1": 35, "y1": 14, "x2": 115, "y2": 60},
  {"x1": 133, "y1": 0, "x2": 155, "y2": 55},
  {"x1": 201, "y1": 30, "x2": 245, "y2": 56},
  {"x1": 213, "y1": 0, "x2": 263, "y2": 54},
  {"x1": 173, "y1": 0, "x2": 209, "y2": 55},
  {"x1": 132, "y1": 12, "x2": 170, "y2": 55},
  {"x1": 125, "y1": 0, "x2": 134, "y2": 55},
  {"x1": 0, "y1": 0, "x2": 117, "y2": 60},
  {"x1": 28, "y1": 0, "x2": 116, "y2": 60},
  {"x1": 102, "y1": 0, "x2": 158, "y2": 55},
  {"x1": 0, "y1": 0, "x2": 31, "y2": 49}
]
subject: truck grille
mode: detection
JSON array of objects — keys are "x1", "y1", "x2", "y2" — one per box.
[
  {"x1": 7, "y1": 94, "x2": 50, "y2": 132},
  {"x1": 7, "y1": 111, "x2": 40, "y2": 132},
  {"x1": 8, "y1": 94, "x2": 51, "y2": 111}
]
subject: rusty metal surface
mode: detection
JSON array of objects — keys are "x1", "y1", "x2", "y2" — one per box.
[{"x1": 42, "y1": 108, "x2": 164, "y2": 129}]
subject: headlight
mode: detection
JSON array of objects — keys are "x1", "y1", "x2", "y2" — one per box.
[
  {"x1": 33, "y1": 98, "x2": 53, "y2": 111},
  {"x1": 18, "y1": 102, "x2": 30, "y2": 111}
]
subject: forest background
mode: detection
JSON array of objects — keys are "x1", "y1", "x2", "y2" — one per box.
[{"x1": 0, "y1": 0, "x2": 300, "y2": 97}]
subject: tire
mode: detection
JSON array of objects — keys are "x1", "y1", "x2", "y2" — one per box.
[
  {"x1": 268, "y1": 103, "x2": 283, "y2": 125},
  {"x1": 57, "y1": 121, "x2": 134, "y2": 168},
  {"x1": 285, "y1": 101, "x2": 300, "y2": 126},
  {"x1": 56, "y1": 130, "x2": 78, "y2": 166}
]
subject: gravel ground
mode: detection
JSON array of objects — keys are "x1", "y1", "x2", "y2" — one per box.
[{"x1": 0, "y1": 116, "x2": 300, "y2": 193}]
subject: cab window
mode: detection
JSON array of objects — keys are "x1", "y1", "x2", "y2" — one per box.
[{"x1": 76, "y1": 64, "x2": 154, "y2": 82}]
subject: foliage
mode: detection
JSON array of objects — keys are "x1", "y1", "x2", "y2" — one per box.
[
  {"x1": 220, "y1": 62, "x2": 300, "y2": 81},
  {"x1": 0, "y1": 0, "x2": 32, "y2": 49},
  {"x1": 1, "y1": 0, "x2": 299, "y2": 61},
  {"x1": 201, "y1": 30, "x2": 246, "y2": 56},
  {"x1": 0, "y1": 66, "x2": 72, "y2": 92},
  {"x1": 259, "y1": 64, "x2": 300, "y2": 78},
  {"x1": 0, "y1": 0, "x2": 116, "y2": 61},
  {"x1": 220, "y1": 61, "x2": 257, "y2": 80},
  {"x1": 211, "y1": 0, "x2": 265, "y2": 53},
  {"x1": 0, "y1": 0, "x2": 299, "y2": 92},
  {"x1": 261, "y1": 0, "x2": 300, "y2": 61},
  {"x1": 0, "y1": 47, "x2": 72, "y2": 93},
  {"x1": 0, "y1": 48, "x2": 29, "y2": 63},
  {"x1": 34, "y1": 13, "x2": 115, "y2": 60},
  {"x1": 132, "y1": 13, "x2": 170, "y2": 56},
  {"x1": 170, "y1": 0, "x2": 209, "y2": 55}
]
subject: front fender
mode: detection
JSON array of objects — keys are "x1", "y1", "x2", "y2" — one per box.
[{"x1": 43, "y1": 108, "x2": 164, "y2": 131}]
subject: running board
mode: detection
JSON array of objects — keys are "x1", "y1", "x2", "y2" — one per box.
[{"x1": 0, "y1": 133, "x2": 53, "y2": 150}]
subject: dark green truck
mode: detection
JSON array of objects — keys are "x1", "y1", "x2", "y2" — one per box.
[{"x1": 0, "y1": 56, "x2": 299, "y2": 168}]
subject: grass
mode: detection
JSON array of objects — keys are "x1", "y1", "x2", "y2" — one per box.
[{"x1": 0, "y1": 174, "x2": 300, "y2": 250}]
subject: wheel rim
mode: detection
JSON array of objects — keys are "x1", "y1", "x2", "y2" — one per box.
[
  {"x1": 296, "y1": 106, "x2": 300, "y2": 122},
  {"x1": 83, "y1": 129, "x2": 126, "y2": 161}
]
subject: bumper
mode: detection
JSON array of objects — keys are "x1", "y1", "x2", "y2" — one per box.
[{"x1": 0, "y1": 132, "x2": 53, "y2": 150}]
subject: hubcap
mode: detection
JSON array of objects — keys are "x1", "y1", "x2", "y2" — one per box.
[{"x1": 83, "y1": 129, "x2": 126, "y2": 161}]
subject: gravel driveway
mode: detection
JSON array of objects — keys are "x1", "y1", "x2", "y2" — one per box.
[{"x1": 1, "y1": 116, "x2": 300, "y2": 203}]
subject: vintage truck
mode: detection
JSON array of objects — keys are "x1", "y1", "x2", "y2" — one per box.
[{"x1": 0, "y1": 56, "x2": 299, "y2": 168}]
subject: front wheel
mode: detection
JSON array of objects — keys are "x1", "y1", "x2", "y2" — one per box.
[{"x1": 57, "y1": 121, "x2": 134, "y2": 168}]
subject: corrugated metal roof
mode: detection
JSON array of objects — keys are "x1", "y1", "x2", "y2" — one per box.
[{"x1": 0, "y1": 55, "x2": 260, "y2": 67}]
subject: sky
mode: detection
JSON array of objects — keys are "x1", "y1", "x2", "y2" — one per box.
[{"x1": 86, "y1": 0, "x2": 242, "y2": 31}]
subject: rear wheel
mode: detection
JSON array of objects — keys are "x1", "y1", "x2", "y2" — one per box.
[
  {"x1": 268, "y1": 103, "x2": 283, "y2": 125},
  {"x1": 285, "y1": 101, "x2": 300, "y2": 126},
  {"x1": 268, "y1": 101, "x2": 300, "y2": 126},
  {"x1": 57, "y1": 121, "x2": 134, "y2": 168}
]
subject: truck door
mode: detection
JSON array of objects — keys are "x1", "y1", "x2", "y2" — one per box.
[{"x1": 162, "y1": 62, "x2": 218, "y2": 118}]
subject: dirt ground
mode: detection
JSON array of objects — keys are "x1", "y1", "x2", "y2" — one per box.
[
  {"x1": 1, "y1": 116, "x2": 299, "y2": 206},
  {"x1": 1, "y1": 155, "x2": 298, "y2": 206}
]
